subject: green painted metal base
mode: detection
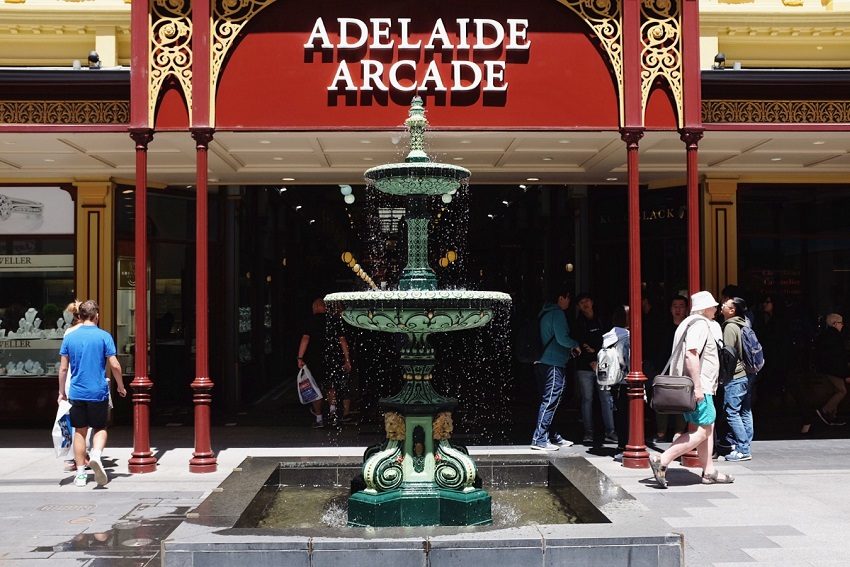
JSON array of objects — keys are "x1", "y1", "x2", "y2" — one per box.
[{"x1": 348, "y1": 483, "x2": 492, "y2": 527}]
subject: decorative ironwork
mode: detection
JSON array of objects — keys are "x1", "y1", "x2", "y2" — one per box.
[
  {"x1": 556, "y1": 0, "x2": 624, "y2": 124},
  {"x1": 0, "y1": 101, "x2": 128, "y2": 124},
  {"x1": 434, "y1": 440, "x2": 477, "y2": 491},
  {"x1": 211, "y1": 0, "x2": 277, "y2": 123},
  {"x1": 362, "y1": 440, "x2": 404, "y2": 492},
  {"x1": 640, "y1": 0, "x2": 683, "y2": 127},
  {"x1": 150, "y1": 0, "x2": 193, "y2": 126},
  {"x1": 702, "y1": 100, "x2": 850, "y2": 123},
  {"x1": 338, "y1": 303, "x2": 494, "y2": 336}
]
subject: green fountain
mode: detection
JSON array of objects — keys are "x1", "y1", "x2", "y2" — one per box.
[{"x1": 324, "y1": 97, "x2": 511, "y2": 527}]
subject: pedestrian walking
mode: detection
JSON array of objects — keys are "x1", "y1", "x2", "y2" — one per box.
[
  {"x1": 649, "y1": 291, "x2": 734, "y2": 488},
  {"x1": 57, "y1": 300, "x2": 127, "y2": 487}
]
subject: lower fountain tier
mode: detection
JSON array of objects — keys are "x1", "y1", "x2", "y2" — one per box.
[
  {"x1": 324, "y1": 290, "x2": 511, "y2": 334},
  {"x1": 348, "y1": 484, "x2": 491, "y2": 527}
]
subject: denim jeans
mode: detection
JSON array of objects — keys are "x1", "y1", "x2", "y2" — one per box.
[
  {"x1": 724, "y1": 376, "x2": 753, "y2": 455},
  {"x1": 531, "y1": 363, "x2": 566, "y2": 446},
  {"x1": 576, "y1": 369, "x2": 615, "y2": 435}
]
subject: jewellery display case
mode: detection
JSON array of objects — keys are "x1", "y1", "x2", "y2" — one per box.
[
  {"x1": 0, "y1": 337, "x2": 63, "y2": 377},
  {"x1": 0, "y1": 238, "x2": 75, "y2": 425}
]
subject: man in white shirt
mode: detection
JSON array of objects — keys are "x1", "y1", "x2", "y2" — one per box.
[{"x1": 649, "y1": 291, "x2": 734, "y2": 488}]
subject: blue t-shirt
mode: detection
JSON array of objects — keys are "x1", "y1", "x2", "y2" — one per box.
[{"x1": 59, "y1": 325, "x2": 116, "y2": 402}]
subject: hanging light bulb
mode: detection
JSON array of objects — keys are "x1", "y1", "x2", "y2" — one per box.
[
  {"x1": 339, "y1": 185, "x2": 353, "y2": 196},
  {"x1": 344, "y1": 194, "x2": 355, "y2": 204},
  {"x1": 441, "y1": 193, "x2": 452, "y2": 204}
]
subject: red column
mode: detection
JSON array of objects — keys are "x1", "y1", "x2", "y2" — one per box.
[
  {"x1": 189, "y1": 128, "x2": 217, "y2": 473},
  {"x1": 128, "y1": 129, "x2": 157, "y2": 474},
  {"x1": 680, "y1": 0, "x2": 704, "y2": 470},
  {"x1": 620, "y1": 0, "x2": 649, "y2": 469},
  {"x1": 620, "y1": 128, "x2": 649, "y2": 469},
  {"x1": 681, "y1": 129, "x2": 703, "y2": 295}
]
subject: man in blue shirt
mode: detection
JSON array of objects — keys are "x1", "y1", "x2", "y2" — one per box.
[
  {"x1": 530, "y1": 286, "x2": 580, "y2": 451},
  {"x1": 58, "y1": 300, "x2": 127, "y2": 487}
]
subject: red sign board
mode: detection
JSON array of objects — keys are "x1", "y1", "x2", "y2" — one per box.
[{"x1": 213, "y1": 0, "x2": 620, "y2": 130}]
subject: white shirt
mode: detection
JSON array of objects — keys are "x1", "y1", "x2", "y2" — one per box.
[{"x1": 669, "y1": 314, "x2": 719, "y2": 396}]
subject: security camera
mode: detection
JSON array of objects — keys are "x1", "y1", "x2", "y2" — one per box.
[{"x1": 88, "y1": 51, "x2": 101, "y2": 70}]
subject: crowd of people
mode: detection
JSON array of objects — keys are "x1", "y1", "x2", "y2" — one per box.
[{"x1": 527, "y1": 283, "x2": 850, "y2": 488}]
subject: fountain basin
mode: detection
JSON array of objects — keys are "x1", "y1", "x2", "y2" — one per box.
[
  {"x1": 162, "y1": 453, "x2": 683, "y2": 566},
  {"x1": 365, "y1": 162, "x2": 470, "y2": 196},
  {"x1": 325, "y1": 290, "x2": 511, "y2": 334}
]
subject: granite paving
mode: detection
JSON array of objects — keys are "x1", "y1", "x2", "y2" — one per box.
[{"x1": 0, "y1": 426, "x2": 848, "y2": 565}]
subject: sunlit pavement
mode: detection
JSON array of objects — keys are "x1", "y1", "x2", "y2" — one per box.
[{"x1": 1, "y1": 425, "x2": 850, "y2": 566}]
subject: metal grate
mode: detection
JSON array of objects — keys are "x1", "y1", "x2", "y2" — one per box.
[{"x1": 39, "y1": 504, "x2": 96, "y2": 512}]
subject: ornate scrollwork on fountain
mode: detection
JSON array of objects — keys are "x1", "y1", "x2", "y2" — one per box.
[
  {"x1": 362, "y1": 440, "x2": 404, "y2": 492},
  {"x1": 150, "y1": 0, "x2": 193, "y2": 126},
  {"x1": 640, "y1": 0, "x2": 683, "y2": 127},
  {"x1": 361, "y1": 412, "x2": 406, "y2": 492},
  {"x1": 555, "y1": 0, "x2": 623, "y2": 124},
  {"x1": 435, "y1": 440, "x2": 477, "y2": 491}
]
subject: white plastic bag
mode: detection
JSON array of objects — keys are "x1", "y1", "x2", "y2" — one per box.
[
  {"x1": 296, "y1": 365, "x2": 323, "y2": 404},
  {"x1": 52, "y1": 400, "x2": 73, "y2": 458}
]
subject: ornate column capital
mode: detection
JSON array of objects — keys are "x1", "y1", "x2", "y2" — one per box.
[
  {"x1": 619, "y1": 127, "x2": 645, "y2": 149},
  {"x1": 129, "y1": 128, "x2": 154, "y2": 149},
  {"x1": 679, "y1": 127, "x2": 704, "y2": 149},
  {"x1": 191, "y1": 128, "x2": 215, "y2": 149}
]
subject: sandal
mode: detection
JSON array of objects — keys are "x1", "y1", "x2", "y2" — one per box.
[
  {"x1": 649, "y1": 455, "x2": 668, "y2": 488},
  {"x1": 701, "y1": 470, "x2": 734, "y2": 484}
]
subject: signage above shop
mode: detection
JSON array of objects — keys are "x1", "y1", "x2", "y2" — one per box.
[
  {"x1": 211, "y1": 1, "x2": 621, "y2": 129},
  {"x1": 0, "y1": 254, "x2": 73, "y2": 272},
  {"x1": 303, "y1": 17, "x2": 530, "y2": 94}
]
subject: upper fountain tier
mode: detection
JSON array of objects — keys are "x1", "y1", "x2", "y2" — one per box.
[{"x1": 364, "y1": 96, "x2": 470, "y2": 197}]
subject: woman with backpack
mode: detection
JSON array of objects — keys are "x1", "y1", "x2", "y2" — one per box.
[{"x1": 719, "y1": 297, "x2": 753, "y2": 462}]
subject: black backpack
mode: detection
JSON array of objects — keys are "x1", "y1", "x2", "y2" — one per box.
[
  {"x1": 514, "y1": 311, "x2": 556, "y2": 364},
  {"x1": 718, "y1": 341, "x2": 737, "y2": 384}
]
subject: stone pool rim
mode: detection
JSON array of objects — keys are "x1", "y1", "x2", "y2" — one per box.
[{"x1": 162, "y1": 450, "x2": 683, "y2": 566}]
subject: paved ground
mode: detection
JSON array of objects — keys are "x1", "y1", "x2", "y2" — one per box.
[{"x1": 1, "y1": 424, "x2": 849, "y2": 566}]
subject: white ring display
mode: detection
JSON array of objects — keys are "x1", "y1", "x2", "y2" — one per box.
[{"x1": 0, "y1": 193, "x2": 44, "y2": 221}]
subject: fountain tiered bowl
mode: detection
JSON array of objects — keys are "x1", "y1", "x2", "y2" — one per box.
[{"x1": 324, "y1": 290, "x2": 511, "y2": 335}]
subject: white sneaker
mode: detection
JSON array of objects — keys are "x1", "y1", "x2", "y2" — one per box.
[
  {"x1": 74, "y1": 472, "x2": 88, "y2": 487},
  {"x1": 530, "y1": 443, "x2": 560, "y2": 452},
  {"x1": 90, "y1": 458, "x2": 108, "y2": 486},
  {"x1": 551, "y1": 435, "x2": 574, "y2": 447}
]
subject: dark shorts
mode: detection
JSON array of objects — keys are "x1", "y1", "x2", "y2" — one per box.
[{"x1": 69, "y1": 399, "x2": 109, "y2": 430}]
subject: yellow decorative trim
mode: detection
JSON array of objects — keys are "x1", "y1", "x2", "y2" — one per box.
[
  {"x1": 0, "y1": 101, "x2": 129, "y2": 124},
  {"x1": 211, "y1": 0, "x2": 277, "y2": 126},
  {"x1": 150, "y1": 0, "x2": 193, "y2": 127},
  {"x1": 703, "y1": 99, "x2": 850, "y2": 123},
  {"x1": 555, "y1": 0, "x2": 624, "y2": 125},
  {"x1": 640, "y1": 0, "x2": 683, "y2": 128}
]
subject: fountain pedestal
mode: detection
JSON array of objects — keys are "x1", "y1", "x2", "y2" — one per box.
[{"x1": 347, "y1": 342, "x2": 492, "y2": 527}]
